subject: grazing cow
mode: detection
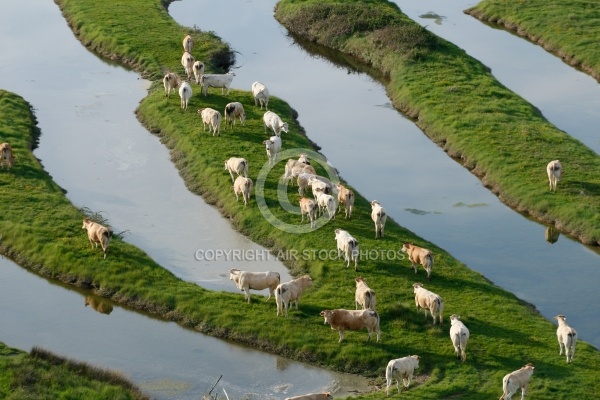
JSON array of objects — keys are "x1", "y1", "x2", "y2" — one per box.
[
  {"x1": 182, "y1": 34, "x2": 193, "y2": 53},
  {"x1": 309, "y1": 176, "x2": 335, "y2": 199},
  {"x1": 296, "y1": 173, "x2": 329, "y2": 197},
  {"x1": 283, "y1": 154, "x2": 315, "y2": 184},
  {"x1": 334, "y1": 228, "x2": 359, "y2": 270},
  {"x1": 251, "y1": 81, "x2": 269, "y2": 109},
  {"x1": 84, "y1": 296, "x2": 113, "y2": 315},
  {"x1": 178, "y1": 81, "x2": 192, "y2": 111},
  {"x1": 355, "y1": 277, "x2": 376, "y2": 311},
  {"x1": 275, "y1": 275, "x2": 313, "y2": 317},
  {"x1": 401, "y1": 243, "x2": 434, "y2": 281},
  {"x1": 232, "y1": 175, "x2": 253, "y2": 207},
  {"x1": 385, "y1": 355, "x2": 420, "y2": 395},
  {"x1": 263, "y1": 135, "x2": 282, "y2": 165},
  {"x1": 0, "y1": 142, "x2": 15, "y2": 170},
  {"x1": 162, "y1": 72, "x2": 181, "y2": 97},
  {"x1": 224, "y1": 102, "x2": 246, "y2": 129},
  {"x1": 546, "y1": 159, "x2": 562, "y2": 192},
  {"x1": 224, "y1": 157, "x2": 248, "y2": 183},
  {"x1": 499, "y1": 363, "x2": 535, "y2": 400},
  {"x1": 299, "y1": 197, "x2": 318, "y2": 228},
  {"x1": 449, "y1": 315, "x2": 470, "y2": 362},
  {"x1": 412, "y1": 283, "x2": 444, "y2": 325},
  {"x1": 200, "y1": 72, "x2": 235, "y2": 96},
  {"x1": 198, "y1": 108, "x2": 222, "y2": 136},
  {"x1": 192, "y1": 60, "x2": 205, "y2": 85},
  {"x1": 370, "y1": 200, "x2": 387, "y2": 239},
  {"x1": 285, "y1": 393, "x2": 332, "y2": 400},
  {"x1": 320, "y1": 309, "x2": 380, "y2": 343},
  {"x1": 263, "y1": 111, "x2": 288, "y2": 136},
  {"x1": 82, "y1": 218, "x2": 112, "y2": 259},
  {"x1": 181, "y1": 51, "x2": 195, "y2": 80},
  {"x1": 554, "y1": 314, "x2": 577, "y2": 363},
  {"x1": 228, "y1": 268, "x2": 280, "y2": 303},
  {"x1": 315, "y1": 188, "x2": 336, "y2": 220},
  {"x1": 336, "y1": 183, "x2": 354, "y2": 219}
]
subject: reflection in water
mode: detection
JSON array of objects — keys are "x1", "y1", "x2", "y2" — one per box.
[
  {"x1": 84, "y1": 295, "x2": 114, "y2": 315},
  {"x1": 545, "y1": 226, "x2": 560, "y2": 244},
  {"x1": 419, "y1": 12, "x2": 446, "y2": 25}
]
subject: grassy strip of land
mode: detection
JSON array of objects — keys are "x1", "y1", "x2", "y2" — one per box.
[
  {"x1": 0, "y1": 342, "x2": 148, "y2": 399},
  {"x1": 274, "y1": 0, "x2": 600, "y2": 246},
  {"x1": 465, "y1": 0, "x2": 600, "y2": 82},
  {"x1": 0, "y1": 1, "x2": 597, "y2": 399}
]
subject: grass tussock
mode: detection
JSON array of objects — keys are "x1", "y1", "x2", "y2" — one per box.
[
  {"x1": 0, "y1": 0, "x2": 599, "y2": 399},
  {"x1": 0, "y1": 342, "x2": 148, "y2": 399}
]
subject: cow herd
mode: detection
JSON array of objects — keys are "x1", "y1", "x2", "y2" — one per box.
[{"x1": 0, "y1": 32, "x2": 573, "y2": 399}]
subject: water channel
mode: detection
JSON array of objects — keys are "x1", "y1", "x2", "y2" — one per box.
[{"x1": 0, "y1": 0, "x2": 598, "y2": 398}]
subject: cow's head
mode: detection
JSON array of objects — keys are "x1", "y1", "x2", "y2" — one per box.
[
  {"x1": 401, "y1": 243, "x2": 412, "y2": 253},
  {"x1": 412, "y1": 282, "x2": 424, "y2": 292},
  {"x1": 320, "y1": 310, "x2": 334, "y2": 324}
]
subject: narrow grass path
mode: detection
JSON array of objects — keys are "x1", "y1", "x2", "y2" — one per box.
[
  {"x1": 0, "y1": 0, "x2": 597, "y2": 398},
  {"x1": 466, "y1": 0, "x2": 600, "y2": 82}
]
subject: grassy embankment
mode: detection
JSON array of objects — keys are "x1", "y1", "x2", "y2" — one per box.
[
  {"x1": 0, "y1": 0, "x2": 597, "y2": 398},
  {"x1": 275, "y1": 0, "x2": 600, "y2": 246},
  {"x1": 0, "y1": 341, "x2": 148, "y2": 399},
  {"x1": 466, "y1": 0, "x2": 600, "y2": 82}
]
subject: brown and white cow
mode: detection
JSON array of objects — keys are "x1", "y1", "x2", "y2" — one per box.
[
  {"x1": 412, "y1": 283, "x2": 443, "y2": 325},
  {"x1": 355, "y1": 277, "x2": 377, "y2": 311},
  {"x1": 82, "y1": 218, "x2": 112, "y2": 259},
  {"x1": 499, "y1": 363, "x2": 535, "y2": 400},
  {"x1": 320, "y1": 309, "x2": 380, "y2": 342},
  {"x1": 284, "y1": 393, "x2": 332, "y2": 400},
  {"x1": 554, "y1": 314, "x2": 577, "y2": 363},
  {"x1": 0, "y1": 142, "x2": 15, "y2": 170},
  {"x1": 229, "y1": 268, "x2": 280, "y2": 303},
  {"x1": 275, "y1": 275, "x2": 313, "y2": 317},
  {"x1": 336, "y1": 183, "x2": 354, "y2": 219},
  {"x1": 299, "y1": 197, "x2": 318, "y2": 228},
  {"x1": 385, "y1": 355, "x2": 420, "y2": 395},
  {"x1": 402, "y1": 243, "x2": 434, "y2": 281},
  {"x1": 232, "y1": 175, "x2": 253, "y2": 207}
]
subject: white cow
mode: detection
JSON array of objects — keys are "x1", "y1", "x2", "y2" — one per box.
[
  {"x1": 546, "y1": 159, "x2": 562, "y2": 192},
  {"x1": 192, "y1": 60, "x2": 205, "y2": 85},
  {"x1": 178, "y1": 81, "x2": 192, "y2": 111},
  {"x1": 182, "y1": 34, "x2": 193, "y2": 53},
  {"x1": 198, "y1": 108, "x2": 222, "y2": 136},
  {"x1": 320, "y1": 309, "x2": 380, "y2": 342},
  {"x1": 263, "y1": 111, "x2": 288, "y2": 136},
  {"x1": 82, "y1": 218, "x2": 112, "y2": 259},
  {"x1": 385, "y1": 355, "x2": 420, "y2": 395},
  {"x1": 275, "y1": 275, "x2": 313, "y2": 317},
  {"x1": 251, "y1": 81, "x2": 269, "y2": 109},
  {"x1": 262, "y1": 135, "x2": 282, "y2": 165},
  {"x1": 224, "y1": 102, "x2": 246, "y2": 129},
  {"x1": 336, "y1": 183, "x2": 354, "y2": 219},
  {"x1": 0, "y1": 142, "x2": 15, "y2": 170},
  {"x1": 224, "y1": 157, "x2": 248, "y2": 183},
  {"x1": 355, "y1": 277, "x2": 376, "y2": 311},
  {"x1": 554, "y1": 314, "x2": 577, "y2": 363},
  {"x1": 412, "y1": 283, "x2": 444, "y2": 325},
  {"x1": 499, "y1": 363, "x2": 535, "y2": 400},
  {"x1": 315, "y1": 189, "x2": 336, "y2": 220},
  {"x1": 200, "y1": 72, "x2": 235, "y2": 96},
  {"x1": 401, "y1": 243, "x2": 434, "y2": 281},
  {"x1": 299, "y1": 197, "x2": 318, "y2": 228},
  {"x1": 228, "y1": 268, "x2": 280, "y2": 303},
  {"x1": 283, "y1": 154, "x2": 315, "y2": 184},
  {"x1": 449, "y1": 315, "x2": 470, "y2": 362},
  {"x1": 334, "y1": 228, "x2": 359, "y2": 270},
  {"x1": 162, "y1": 72, "x2": 181, "y2": 97},
  {"x1": 181, "y1": 51, "x2": 195, "y2": 80},
  {"x1": 370, "y1": 200, "x2": 387, "y2": 239},
  {"x1": 233, "y1": 176, "x2": 253, "y2": 207}
]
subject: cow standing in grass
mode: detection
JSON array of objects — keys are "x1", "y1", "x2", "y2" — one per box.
[{"x1": 82, "y1": 218, "x2": 112, "y2": 259}]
